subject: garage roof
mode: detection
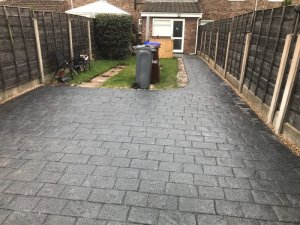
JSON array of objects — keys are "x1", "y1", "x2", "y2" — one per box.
[{"x1": 143, "y1": 1, "x2": 201, "y2": 13}]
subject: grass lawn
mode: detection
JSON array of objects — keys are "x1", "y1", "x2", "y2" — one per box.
[
  {"x1": 102, "y1": 57, "x2": 178, "y2": 89},
  {"x1": 69, "y1": 58, "x2": 130, "y2": 85},
  {"x1": 71, "y1": 56, "x2": 179, "y2": 89}
]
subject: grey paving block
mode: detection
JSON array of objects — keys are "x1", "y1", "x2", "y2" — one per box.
[
  {"x1": 158, "y1": 211, "x2": 196, "y2": 225},
  {"x1": 148, "y1": 152, "x2": 173, "y2": 162},
  {"x1": 115, "y1": 178, "x2": 140, "y2": 191},
  {"x1": 217, "y1": 158, "x2": 244, "y2": 167},
  {"x1": 194, "y1": 174, "x2": 219, "y2": 186},
  {"x1": 98, "y1": 204, "x2": 129, "y2": 221},
  {"x1": 159, "y1": 162, "x2": 183, "y2": 172},
  {"x1": 240, "y1": 203, "x2": 277, "y2": 220},
  {"x1": 4, "y1": 181, "x2": 43, "y2": 195},
  {"x1": 197, "y1": 214, "x2": 228, "y2": 225},
  {"x1": 60, "y1": 154, "x2": 90, "y2": 164},
  {"x1": 44, "y1": 162, "x2": 67, "y2": 172},
  {"x1": 0, "y1": 209, "x2": 11, "y2": 224},
  {"x1": 6, "y1": 195, "x2": 40, "y2": 212},
  {"x1": 195, "y1": 156, "x2": 217, "y2": 165},
  {"x1": 60, "y1": 186, "x2": 91, "y2": 200},
  {"x1": 0, "y1": 193, "x2": 14, "y2": 207},
  {"x1": 218, "y1": 177, "x2": 251, "y2": 189},
  {"x1": 140, "y1": 170, "x2": 169, "y2": 182},
  {"x1": 33, "y1": 197, "x2": 67, "y2": 214},
  {"x1": 251, "y1": 190, "x2": 291, "y2": 206},
  {"x1": 250, "y1": 179, "x2": 279, "y2": 192},
  {"x1": 59, "y1": 173, "x2": 87, "y2": 186},
  {"x1": 174, "y1": 154, "x2": 194, "y2": 164},
  {"x1": 111, "y1": 157, "x2": 131, "y2": 167},
  {"x1": 225, "y1": 188, "x2": 253, "y2": 202},
  {"x1": 128, "y1": 207, "x2": 159, "y2": 225},
  {"x1": 233, "y1": 168, "x2": 260, "y2": 179},
  {"x1": 166, "y1": 183, "x2": 198, "y2": 197},
  {"x1": 116, "y1": 168, "x2": 140, "y2": 179},
  {"x1": 124, "y1": 191, "x2": 148, "y2": 207},
  {"x1": 179, "y1": 197, "x2": 215, "y2": 214},
  {"x1": 37, "y1": 183, "x2": 65, "y2": 198},
  {"x1": 93, "y1": 166, "x2": 118, "y2": 176},
  {"x1": 140, "y1": 180, "x2": 166, "y2": 194},
  {"x1": 127, "y1": 150, "x2": 148, "y2": 159},
  {"x1": 2, "y1": 211, "x2": 46, "y2": 225},
  {"x1": 130, "y1": 159, "x2": 158, "y2": 170},
  {"x1": 83, "y1": 175, "x2": 116, "y2": 189},
  {"x1": 20, "y1": 160, "x2": 48, "y2": 170},
  {"x1": 6, "y1": 169, "x2": 41, "y2": 181},
  {"x1": 286, "y1": 194, "x2": 300, "y2": 207},
  {"x1": 65, "y1": 164, "x2": 96, "y2": 175},
  {"x1": 89, "y1": 189, "x2": 125, "y2": 204},
  {"x1": 203, "y1": 165, "x2": 234, "y2": 177},
  {"x1": 147, "y1": 194, "x2": 178, "y2": 210},
  {"x1": 0, "y1": 179, "x2": 12, "y2": 192},
  {"x1": 215, "y1": 200, "x2": 243, "y2": 217},
  {"x1": 76, "y1": 218, "x2": 106, "y2": 225},
  {"x1": 272, "y1": 206, "x2": 300, "y2": 223},
  {"x1": 43, "y1": 215, "x2": 76, "y2": 225},
  {"x1": 35, "y1": 171, "x2": 62, "y2": 183},
  {"x1": 62, "y1": 200, "x2": 101, "y2": 218},
  {"x1": 183, "y1": 163, "x2": 203, "y2": 174},
  {"x1": 170, "y1": 172, "x2": 194, "y2": 184},
  {"x1": 198, "y1": 186, "x2": 224, "y2": 199}
]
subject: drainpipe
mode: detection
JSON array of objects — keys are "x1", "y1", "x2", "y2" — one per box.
[
  {"x1": 191, "y1": 17, "x2": 201, "y2": 55},
  {"x1": 146, "y1": 16, "x2": 150, "y2": 41},
  {"x1": 70, "y1": 0, "x2": 73, "y2": 9},
  {"x1": 255, "y1": 0, "x2": 258, "y2": 11}
]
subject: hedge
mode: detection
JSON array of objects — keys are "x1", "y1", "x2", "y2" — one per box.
[{"x1": 95, "y1": 14, "x2": 133, "y2": 59}]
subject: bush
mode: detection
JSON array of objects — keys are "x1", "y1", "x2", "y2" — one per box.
[
  {"x1": 282, "y1": 0, "x2": 292, "y2": 6},
  {"x1": 95, "y1": 14, "x2": 133, "y2": 59}
]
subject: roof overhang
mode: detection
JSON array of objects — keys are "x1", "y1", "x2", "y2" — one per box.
[{"x1": 141, "y1": 12, "x2": 203, "y2": 18}]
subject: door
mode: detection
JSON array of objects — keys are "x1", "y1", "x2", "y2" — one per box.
[
  {"x1": 152, "y1": 19, "x2": 185, "y2": 53},
  {"x1": 172, "y1": 20, "x2": 184, "y2": 53}
]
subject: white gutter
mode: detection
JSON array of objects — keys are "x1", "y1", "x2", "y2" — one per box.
[
  {"x1": 191, "y1": 17, "x2": 201, "y2": 55},
  {"x1": 141, "y1": 12, "x2": 203, "y2": 18}
]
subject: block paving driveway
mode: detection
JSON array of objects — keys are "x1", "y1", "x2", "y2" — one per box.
[{"x1": 0, "y1": 56, "x2": 299, "y2": 225}]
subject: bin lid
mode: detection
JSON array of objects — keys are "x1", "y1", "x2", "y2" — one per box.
[
  {"x1": 144, "y1": 41, "x2": 161, "y2": 47},
  {"x1": 134, "y1": 45, "x2": 156, "y2": 52}
]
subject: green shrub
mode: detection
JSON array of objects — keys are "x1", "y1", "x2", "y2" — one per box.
[
  {"x1": 94, "y1": 14, "x2": 133, "y2": 59},
  {"x1": 282, "y1": 0, "x2": 292, "y2": 6}
]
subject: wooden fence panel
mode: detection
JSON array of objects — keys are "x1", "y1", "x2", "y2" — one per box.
[
  {"x1": 285, "y1": 12, "x2": 300, "y2": 131},
  {"x1": 0, "y1": 6, "x2": 94, "y2": 97},
  {"x1": 0, "y1": 6, "x2": 38, "y2": 90},
  {"x1": 216, "y1": 18, "x2": 231, "y2": 68},
  {"x1": 198, "y1": 5, "x2": 300, "y2": 138},
  {"x1": 71, "y1": 15, "x2": 89, "y2": 56}
]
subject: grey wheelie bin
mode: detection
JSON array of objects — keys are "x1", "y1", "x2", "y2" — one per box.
[{"x1": 134, "y1": 45, "x2": 156, "y2": 89}]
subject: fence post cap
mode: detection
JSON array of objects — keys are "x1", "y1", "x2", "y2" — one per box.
[{"x1": 294, "y1": 5, "x2": 300, "y2": 13}]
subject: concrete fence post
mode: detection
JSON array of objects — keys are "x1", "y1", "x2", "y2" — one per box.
[
  {"x1": 207, "y1": 31, "x2": 212, "y2": 61},
  {"x1": 68, "y1": 17, "x2": 74, "y2": 59},
  {"x1": 224, "y1": 32, "x2": 231, "y2": 78},
  {"x1": 33, "y1": 18, "x2": 45, "y2": 84},
  {"x1": 214, "y1": 31, "x2": 219, "y2": 68},
  {"x1": 275, "y1": 34, "x2": 300, "y2": 134},
  {"x1": 267, "y1": 34, "x2": 293, "y2": 124},
  {"x1": 239, "y1": 33, "x2": 252, "y2": 93},
  {"x1": 87, "y1": 20, "x2": 93, "y2": 60},
  {"x1": 199, "y1": 31, "x2": 204, "y2": 54},
  {"x1": 203, "y1": 31, "x2": 207, "y2": 57}
]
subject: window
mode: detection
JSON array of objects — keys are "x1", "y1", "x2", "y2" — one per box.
[{"x1": 152, "y1": 19, "x2": 172, "y2": 37}]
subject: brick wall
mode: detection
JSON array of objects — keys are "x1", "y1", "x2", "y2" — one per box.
[{"x1": 200, "y1": 0, "x2": 300, "y2": 20}]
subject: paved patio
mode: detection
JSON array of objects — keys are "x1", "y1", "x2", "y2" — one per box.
[{"x1": 0, "y1": 55, "x2": 299, "y2": 225}]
